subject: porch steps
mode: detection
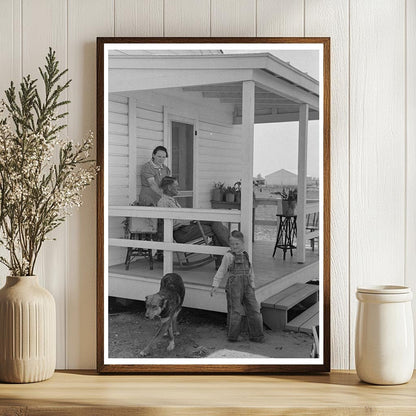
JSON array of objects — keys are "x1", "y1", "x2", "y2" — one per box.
[
  {"x1": 285, "y1": 302, "x2": 319, "y2": 334},
  {"x1": 261, "y1": 283, "x2": 319, "y2": 333}
]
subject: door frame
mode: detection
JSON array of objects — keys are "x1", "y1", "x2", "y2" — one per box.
[{"x1": 164, "y1": 111, "x2": 199, "y2": 208}]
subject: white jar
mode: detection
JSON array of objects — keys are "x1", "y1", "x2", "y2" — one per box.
[{"x1": 355, "y1": 285, "x2": 414, "y2": 385}]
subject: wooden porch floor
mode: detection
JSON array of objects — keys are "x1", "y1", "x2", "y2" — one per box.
[{"x1": 109, "y1": 241, "x2": 319, "y2": 290}]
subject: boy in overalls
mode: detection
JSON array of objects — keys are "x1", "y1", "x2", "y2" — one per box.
[{"x1": 210, "y1": 230, "x2": 264, "y2": 342}]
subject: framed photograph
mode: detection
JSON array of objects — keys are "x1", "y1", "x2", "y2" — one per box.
[{"x1": 97, "y1": 37, "x2": 330, "y2": 373}]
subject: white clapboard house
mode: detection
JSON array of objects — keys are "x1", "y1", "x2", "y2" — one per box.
[{"x1": 107, "y1": 51, "x2": 320, "y2": 329}]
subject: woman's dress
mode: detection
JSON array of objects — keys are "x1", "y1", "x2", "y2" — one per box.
[{"x1": 137, "y1": 160, "x2": 171, "y2": 206}]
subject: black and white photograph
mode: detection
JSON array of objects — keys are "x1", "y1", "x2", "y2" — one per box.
[{"x1": 97, "y1": 38, "x2": 330, "y2": 373}]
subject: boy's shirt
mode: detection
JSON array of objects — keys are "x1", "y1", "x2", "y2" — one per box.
[{"x1": 212, "y1": 251, "x2": 255, "y2": 288}]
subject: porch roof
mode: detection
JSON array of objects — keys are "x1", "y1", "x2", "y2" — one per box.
[{"x1": 109, "y1": 52, "x2": 320, "y2": 123}]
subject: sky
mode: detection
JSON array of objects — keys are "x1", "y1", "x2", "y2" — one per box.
[
  {"x1": 223, "y1": 49, "x2": 321, "y2": 178},
  {"x1": 254, "y1": 119, "x2": 319, "y2": 179}
]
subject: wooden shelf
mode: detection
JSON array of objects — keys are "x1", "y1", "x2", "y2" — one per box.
[{"x1": 0, "y1": 371, "x2": 415, "y2": 414}]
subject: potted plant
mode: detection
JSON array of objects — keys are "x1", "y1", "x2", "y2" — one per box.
[
  {"x1": 212, "y1": 182, "x2": 224, "y2": 202},
  {"x1": 233, "y1": 180, "x2": 241, "y2": 204},
  {"x1": 224, "y1": 186, "x2": 236, "y2": 203},
  {"x1": 0, "y1": 49, "x2": 96, "y2": 383},
  {"x1": 276, "y1": 188, "x2": 297, "y2": 216}
]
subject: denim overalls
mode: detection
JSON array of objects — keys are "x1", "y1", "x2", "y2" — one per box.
[{"x1": 226, "y1": 251, "x2": 264, "y2": 341}]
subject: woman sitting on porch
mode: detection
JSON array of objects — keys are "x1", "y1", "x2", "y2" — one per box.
[
  {"x1": 157, "y1": 176, "x2": 230, "y2": 267},
  {"x1": 137, "y1": 146, "x2": 171, "y2": 206}
]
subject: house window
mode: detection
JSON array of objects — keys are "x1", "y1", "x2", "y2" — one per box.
[{"x1": 171, "y1": 121, "x2": 194, "y2": 208}]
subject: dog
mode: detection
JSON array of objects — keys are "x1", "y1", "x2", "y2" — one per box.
[{"x1": 139, "y1": 273, "x2": 185, "y2": 357}]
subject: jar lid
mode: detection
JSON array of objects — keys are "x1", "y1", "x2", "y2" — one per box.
[{"x1": 357, "y1": 285, "x2": 411, "y2": 294}]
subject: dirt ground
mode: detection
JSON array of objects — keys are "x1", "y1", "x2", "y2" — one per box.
[{"x1": 109, "y1": 297, "x2": 314, "y2": 359}]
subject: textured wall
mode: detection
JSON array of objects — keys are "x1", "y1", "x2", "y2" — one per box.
[{"x1": 0, "y1": 0, "x2": 414, "y2": 370}]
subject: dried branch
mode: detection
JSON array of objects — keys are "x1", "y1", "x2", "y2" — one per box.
[{"x1": 0, "y1": 49, "x2": 97, "y2": 276}]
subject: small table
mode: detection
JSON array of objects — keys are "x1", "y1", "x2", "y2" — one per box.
[
  {"x1": 210, "y1": 200, "x2": 256, "y2": 241},
  {"x1": 273, "y1": 214, "x2": 297, "y2": 260}
]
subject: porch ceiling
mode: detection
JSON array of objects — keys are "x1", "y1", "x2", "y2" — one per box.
[
  {"x1": 109, "y1": 53, "x2": 320, "y2": 123},
  {"x1": 182, "y1": 82, "x2": 319, "y2": 124}
]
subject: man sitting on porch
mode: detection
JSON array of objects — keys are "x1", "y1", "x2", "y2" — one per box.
[{"x1": 157, "y1": 176, "x2": 229, "y2": 266}]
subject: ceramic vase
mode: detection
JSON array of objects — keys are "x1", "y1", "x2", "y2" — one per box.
[
  {"x1": 355, "y1": 285, "x2": 414, "y2": 385},
  {"x1": 0, "y1": 276, "x2": 56, "y2": 383}
]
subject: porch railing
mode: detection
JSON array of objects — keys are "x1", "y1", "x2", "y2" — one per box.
[
  {"x1": 108, "y1": 206, "x2": 240, "y2": 273},
  {"x1": 109, "y1": 200, "x2": 319, "y2": 273}
]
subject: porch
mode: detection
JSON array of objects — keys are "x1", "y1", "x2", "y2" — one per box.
[
  {"x1": 108, "y1": 51, "x2": 320, "y2": 264},
  {"x1": 107, "y1": 51, "x2": 321, "y2": 318},
  {"x1": 109, "y1": 240, "x2": 319, "y2": 314}
]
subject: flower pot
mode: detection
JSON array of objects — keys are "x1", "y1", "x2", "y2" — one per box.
[
  {"x1": 212, "y1": 188, "x2": 223, "y2": 202},
  {"x1": 0, "y1": 276, "x2": 56, "y2": 383},
  {"x1": 225, "y1": 192, "x2": 235, "y2": 203},
  {"x1": 355, "y1": 286, "x2": 414, "y2": 385},
  {"x1": 235, "y1": 191, "x2": 241, "y2": 204},
  {"x1": 282, "y1": 200, "x2": 296, "y2": 216}
]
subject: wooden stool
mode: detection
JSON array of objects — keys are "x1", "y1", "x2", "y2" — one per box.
[{"x1": 272, "y1": 214, "x2": 297, "y2": 260}]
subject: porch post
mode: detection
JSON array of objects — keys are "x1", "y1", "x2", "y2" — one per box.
[
  {"x1": 163, "y1": 219, "x2": 174, "y2": 274},
  {"x1": 297, "y1": 104, "x2": 309, "y2": 263},
  {"x1": 241, "y1": 81, "x2": 255, "y2": 257},
  {"x1": 128, "y1": 97, "x2": 137, "y2": 203}
]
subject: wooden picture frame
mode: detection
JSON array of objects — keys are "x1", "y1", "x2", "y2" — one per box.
[{"x1": 97, "y1": 37, "x2": 330, "y2": 373}]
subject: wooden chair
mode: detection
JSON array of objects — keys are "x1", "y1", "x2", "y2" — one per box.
[
  {"x1": 306, "y1": 212, "x2": 319, "y2": 251},
  {"x1": 173, "y1": 222, "x2": 216, "y2": 269},
  {"x1": 124, "y1": 217, "x2": 158, "y2": 270}
]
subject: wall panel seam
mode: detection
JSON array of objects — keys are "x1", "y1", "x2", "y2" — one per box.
[
  {"x1": 209, "y1": 0, "x2": 211, "y2": 38},
  {"x1": 20, "y1": 0, "x2": 23, "y2": 78},
  {"x1": 348, "y1": 0, "x2": 351, "y2": 370},
  {"x1": 404, "y1": 0, "x2": 407, "y2": 286},
  {"x1": 209, "y1": 0, "x2": 212, "y2": 37},
  {"x1": 303, "y1": 0, "x2": 305, "y2": 37},
  {"x1": 65, "y1": 0, "x2": 69, "y2": 370},
  {"x1": 20, "y1": 0, "x2": 23, "y2": 80}
]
